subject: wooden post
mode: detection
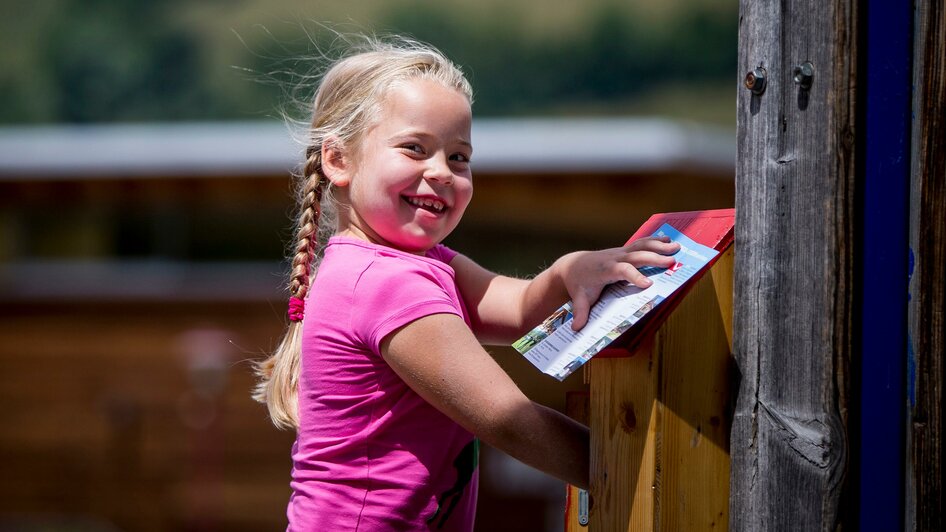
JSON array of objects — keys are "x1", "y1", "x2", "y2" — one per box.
[
  {"x1": 584, "y1": 246, "x2": 733, "y2": 530},
  {"x1": 907, "y1": 0, "x2": 946, "y2": 529},
  {"x1": 731, "y1": 0, "x2": 858, "y2": 528}
]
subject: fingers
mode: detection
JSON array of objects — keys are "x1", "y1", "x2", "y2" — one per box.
[
  {"x1": 572, "y1": 258, "x2": 659, "y2": 331},
  {"x1": 570, "y1": 295, "x2": 591, "y2": 331},
  {"x1": 614, "y1": 250, "x2": 679, "y2": 288},
  {"x1": 570, "y1": 285, "x2": 606, "y2": 331},
  {"x1": 624, "y1": 236, "x2": 680, "y2": 255},
  {"x1": 623, "y1": 249, "x2": 677, "y2": 269},
  {"x1": 618, "y1": 262, "x2": 653, "y2": 289},
  {"x1": 565, "y1": 241, "x2": 682, "y2": 330}
]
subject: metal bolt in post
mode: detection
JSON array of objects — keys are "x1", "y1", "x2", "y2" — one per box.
[
  {"x1": 793, "y1": 62, "x2": 814, "y2": 90},
  {"x1": 744, "y1": 67, "x2": 767, "y2": 95}
]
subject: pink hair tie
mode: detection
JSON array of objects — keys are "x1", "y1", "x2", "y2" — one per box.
[{"x1": 288, "y1": 296, "x2": 306, "y2": 322}]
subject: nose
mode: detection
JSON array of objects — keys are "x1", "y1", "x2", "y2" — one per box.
[{"x1": 423, "y1": 153, "x2": 454, "y2": 185}]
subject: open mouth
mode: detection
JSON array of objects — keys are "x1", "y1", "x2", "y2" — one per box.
[{"x1": 404, "y1": 196, "x2": 446, "y2": 214}]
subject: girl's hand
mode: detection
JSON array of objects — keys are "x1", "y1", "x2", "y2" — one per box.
[{"x1": 559, "y1": 236, "x2": 680, "y2": 331}]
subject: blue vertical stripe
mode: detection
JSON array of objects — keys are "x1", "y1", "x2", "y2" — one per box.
[{"x1": 859, "y1": 0, "x2": 913, "y2": 529}]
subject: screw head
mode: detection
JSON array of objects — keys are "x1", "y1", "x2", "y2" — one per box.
[
  {"x1": 744, "y1": 67, "x2": 767, "y2": 95},
  {"x1": 793, "y1": 62, "x2": 814, "y2": 90}
]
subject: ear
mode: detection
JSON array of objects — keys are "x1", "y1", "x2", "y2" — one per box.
[{"x1": 320, "y1": 137, "x2": 351, "y2": 187}]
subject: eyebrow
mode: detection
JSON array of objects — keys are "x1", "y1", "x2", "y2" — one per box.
[{"x1": 389, "y1": 131, "x2": 472, "y2": 150}]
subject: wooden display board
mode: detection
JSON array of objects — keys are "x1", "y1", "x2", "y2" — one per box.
[{"x1": 565, "y1": 209, "x2": 734, "y2": 531}]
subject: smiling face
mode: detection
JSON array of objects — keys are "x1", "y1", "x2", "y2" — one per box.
[{"x1": 326, "y1": 78, "x2": 474, "y2": 254}]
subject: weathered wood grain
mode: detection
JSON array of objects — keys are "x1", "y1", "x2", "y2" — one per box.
[
  {"x1": 731, "y1": 0, "x2": 858, "y2": 529},
  {"x1": 907, "y1": 0, "x2": 946, "y2": 529}
]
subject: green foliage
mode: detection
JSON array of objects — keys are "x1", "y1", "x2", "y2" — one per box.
[
  {"x1": 375, "y1": 2, "x2": 736, "y2": 116},
  {"x1": 39, "y1": 0, "x2": 218, "y2": 122},
  {"x1": 0, "y1": 0, "x2": 737, "y2": 124}
]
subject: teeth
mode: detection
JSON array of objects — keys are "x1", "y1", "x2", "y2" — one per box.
[{"x1": 408, "y1": 197, "x2": 445, "y2": 212}]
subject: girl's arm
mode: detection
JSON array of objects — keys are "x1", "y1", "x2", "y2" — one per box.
[
  {"x1": 381, "y1": 312, "x2": 590, "y2": 489},
  {"x1": 452, "y1": 237, "x2": 680, "y2": 344}
]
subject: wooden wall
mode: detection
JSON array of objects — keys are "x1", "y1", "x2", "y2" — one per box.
[{"x1": 0, "y1": 302, "x2": 294, "y2": 531}]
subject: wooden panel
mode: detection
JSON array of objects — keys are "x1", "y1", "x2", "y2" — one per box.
[
  {"x1": 732, "y1": 0, "x2": 858, "y2": 528},
  {"x1": 589, "y1": 343, "x2": 659, "y2": 531},
  {"x1": 907, "y1": 0, "x2": 946, "y2": 528},
  {"x1": 587, "y1": 250, "x2": 732, "y2": 531},
  {"x1": 565, "y1": 392, "x2": 591, "y2": 532},
  {"x1": 656, "y1": 249, "x2": 732, "y2": 531},
  {"x1": 710, "y1": 247, "x2": 734, "y2": 350}
]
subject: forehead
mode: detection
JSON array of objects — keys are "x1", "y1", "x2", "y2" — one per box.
[{"x1": 375, "y1": 78, "x2": 472, "y2": 131}]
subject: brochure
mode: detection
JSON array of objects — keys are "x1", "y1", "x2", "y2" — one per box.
[{"x1": 513, "y1": 223, "x2": 719, "y2": 381}]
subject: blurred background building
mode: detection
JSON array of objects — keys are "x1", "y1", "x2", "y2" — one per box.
[{"x1": 0, "y1": 1, "x2": 736, "y2": 530}]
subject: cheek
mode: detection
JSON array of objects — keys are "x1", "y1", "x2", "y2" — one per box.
[{"x1": 456, "y1": 179, "x2": 474, "y2": 209}]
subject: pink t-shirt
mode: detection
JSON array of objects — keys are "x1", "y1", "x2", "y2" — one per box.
[{"x1": 289, "y1": 237, "x2": 479, "y2": 531}]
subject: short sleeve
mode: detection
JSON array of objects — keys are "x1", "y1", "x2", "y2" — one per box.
[
  {"x1": 426, "y1": 244, "x2": 458, "y2": 264},
  {"x1": 351, "y1": 255, "x2": 463, "y2": 356}
]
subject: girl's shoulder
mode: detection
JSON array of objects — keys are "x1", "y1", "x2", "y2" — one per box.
[{"x1": 317, "y1": 237, "x2": 467, "y2": 348}]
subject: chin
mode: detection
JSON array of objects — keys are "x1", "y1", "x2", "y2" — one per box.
[{"x1": 397, "y1": 233, "x2": 446, "y2": 253}]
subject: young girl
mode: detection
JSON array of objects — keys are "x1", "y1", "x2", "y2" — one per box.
[{"x1": 254, "y1": 37, "x2": 679, "y2": 531}]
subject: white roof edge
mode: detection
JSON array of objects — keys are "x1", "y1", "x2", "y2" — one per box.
[{"x1": 0, "y1": 118, "x2": 734, "y2": 179}]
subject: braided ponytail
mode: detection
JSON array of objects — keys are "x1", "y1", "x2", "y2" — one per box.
[{"x1": 252, "y1": 149, "x2": 327, "y2": 429}]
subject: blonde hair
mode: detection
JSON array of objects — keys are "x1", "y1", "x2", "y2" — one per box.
[{"x1": 253, "y1": 36, "x2": 473, "y2": 429}]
